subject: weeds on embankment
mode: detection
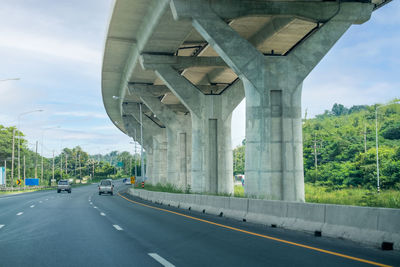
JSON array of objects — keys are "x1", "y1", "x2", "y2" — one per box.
[
  {"x1": 134, "y1": 183, "x2": 400, "y2": 209},
  {"x1": 305, "y1": 183, "x2": 400, "y2": 209}
]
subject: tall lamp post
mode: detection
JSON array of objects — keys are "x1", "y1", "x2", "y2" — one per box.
[
  {"x1": 375, "y1": 100, "x2": 400, "y2": 193},
  {"x1": 17, "y1": 109, "x2": 43, "y2": 182}
]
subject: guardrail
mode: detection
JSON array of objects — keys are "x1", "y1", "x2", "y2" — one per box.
[
  {"x1": 0, "y1": 186, "x2": 55, "y2": 192},
  {"x1": 128, "y1": 188, "x2": 400, "y2": 250}
]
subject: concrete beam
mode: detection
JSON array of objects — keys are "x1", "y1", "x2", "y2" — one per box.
[
  {"x1": 140, "y1": 54, "x2": 228, "y2": 70},
  {"x1": 127, "y1": 84, "x2": 170, "y2": 97},
  {"x1": 171, "y1": 0, "x2": 373, "y2": 24}
]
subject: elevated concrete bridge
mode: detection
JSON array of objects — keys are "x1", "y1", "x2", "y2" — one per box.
[{"x1": 102, "y1": 0, "x2": 390, "y2": 201}]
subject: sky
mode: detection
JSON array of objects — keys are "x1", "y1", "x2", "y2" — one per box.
[{"x1": 0, "y1": 1, "x2": 399, "y2": 157}]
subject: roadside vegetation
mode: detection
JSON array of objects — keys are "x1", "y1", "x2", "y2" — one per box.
[
  {"x1": 0, "y1": 124, "x2": 142, "y2": 189},
  {"x1": 136, "y1": 101, "x2": 400, "y2": 208}
]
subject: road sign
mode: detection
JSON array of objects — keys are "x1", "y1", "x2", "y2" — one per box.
[
  {"x1": 131, "y1": 176, "x2": 135, "y2": 185},
  {"x1": 17, "y1": 179, "x2": 21, "y2": 185},
  {"x1": 117, "y1": 161, "x2": 124, "y2": 167},
  {"x1": 0, "y1": 167, "x2": 5, "y2": 185},
  {"x1": 25, "y1": 178, "x2": 39, "y2": 186}
]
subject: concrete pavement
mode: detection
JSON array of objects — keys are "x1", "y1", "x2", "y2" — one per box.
[{"x1": 0, "y1": 181, "x2": 399, "y2": 266}]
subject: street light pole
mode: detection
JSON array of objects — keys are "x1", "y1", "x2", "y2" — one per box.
[
  {"x1": 11, "y1": 129, "x2": 15, "y2": 188},
  {"x1": 17, "y1": 109, "x2": 43, "y2": 182},
  {"x1": 139, "y1": 103, "x2": 145, "y2": 181},
  {"x1": 375, "y1": 100, "x2": 400, "y2": 193}
]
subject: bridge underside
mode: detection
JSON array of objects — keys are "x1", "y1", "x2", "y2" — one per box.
[{"x1": 102, "y1": 0, "x2": 385, "y2": 200}]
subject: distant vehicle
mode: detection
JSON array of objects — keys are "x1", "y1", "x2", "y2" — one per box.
[
  {"x1": 57, "y1": 180, "x2": 71, "y2": 193},
  {"x1": 98, "y1": 179, "x2": 114, "y2": 195},
  {"x1": 123, "y1": 178, "x2": 131, "y2": 185}
]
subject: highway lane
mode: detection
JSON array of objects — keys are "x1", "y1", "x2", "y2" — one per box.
[{"x1": 0, "y1": 180, "x2": 399, "y2": 267}]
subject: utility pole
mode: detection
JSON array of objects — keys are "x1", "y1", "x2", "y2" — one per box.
[
  {"x1": 60, "y1": 152, "x2": 63, "y2": 179},
  {"x1": 23, "y1": 155, "x2": 26, "y2": 179},
  {"x1": 311, "y1": 133, "x2": 322, "y2": 182},
  {"x1": 134, "y1": 132, "x2": 137, "y2": 178},
  {"x1": 4, "y1": 160, "x2": 7, "y2": 187},
  {"x1": 65, "y1": 154, "x2": 68, "y2": 175},
  {"x1": 23, "y1": 155, "x2": 26, "y2": 190},
  {"x1": 34, "y1": 141, "x2": 38, "y2": 179},
  {"x1": 75, "y1": 154, "x2": 77, "y2": 176},
  {"x1": 11, "y1": 129, "x2": 15, "y2": 188},
  {"x1": 364, "y1": 123, "x2": 367, "y2": 153},
  {"x1": 41, "y1": 149, "x2": 44, "y2": 181},
  {"x1": 139, "y1": 103, "x2": 145, "y2": 181},
  {"x1": 78, "y1": 153, "x2": 81, "y2": 179},
  {"x1": 52, "y1": 150, "x2": 55, "y2": 183}
]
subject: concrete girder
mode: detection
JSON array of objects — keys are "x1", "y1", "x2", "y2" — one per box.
[
  {"x1": 131, "y1": 85, "x2": 192, "y2": 190},
  {"x1": 141, "y1": 56, "x2": 244, "y2": 194},
  {"x1": 122, "y1": 103, "x2": 168, "y2": 186},
  {"x1": 140, "y1": 54, "x2": 228, "y2": 71},
  {"x1": 170, "y1": 0, "x2": 373, "y2": 24},
  {"x1": 127, "y1": 84, "x2": 171, "y2": 97},
  {"x1": 171, "y1": 0, "x2": 373, "y2": 201},
  {"x1": 197, "y1": 17, "x2": 294, "y2": 85}
]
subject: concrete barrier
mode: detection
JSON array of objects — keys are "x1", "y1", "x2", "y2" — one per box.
[{"x1": 126, "y1": 189, "x2": 400, "y2": 250}]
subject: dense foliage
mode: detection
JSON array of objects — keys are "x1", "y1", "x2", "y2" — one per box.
[
  {"x1": 233, "y1": 101, "x2": 400, "y2": 190},
  {"x1": 0, "y1": 125, "x2": 142, "y2": 186}
]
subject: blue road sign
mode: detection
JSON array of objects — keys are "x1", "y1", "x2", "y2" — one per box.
[{"x1": 25, "y1": 178, "x2": 39, "y2": 186}]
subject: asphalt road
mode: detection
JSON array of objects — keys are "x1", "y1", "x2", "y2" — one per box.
[{"x1": 0, "y1": 180, "x2": 399, "y2": 267}]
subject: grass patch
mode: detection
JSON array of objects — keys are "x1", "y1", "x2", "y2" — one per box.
[
  {"x1": 305, "y1": 183, "x2": 400, "y2": 209},
  {"x1": 134, "y1": 183, "x2": 187, "y2": 194}
]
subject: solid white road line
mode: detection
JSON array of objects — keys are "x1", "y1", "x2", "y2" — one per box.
[
  {"x1": 113, "y1": 225, "x2": 123, "y2": 231},
  {"x1": 30, "y1": 205, "x2": 35, "y2": 208},
  {"x1": 0, "y1": 225, "x2": 4, "y2": 229},
  {"x1": 100, "y1": 212, "x2": 106, "y2": 216},
  {"x1": 148, "y1": 253, "x2": 175, "y2": 267},
  {"x1": 16, "y1": 212, "x2": 23, "y2": 216}
]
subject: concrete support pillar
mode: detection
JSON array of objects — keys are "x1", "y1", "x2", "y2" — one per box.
[
  {"x1": 140, "y1": 59, "x2": 244, "y2": 194},
  {"x1": 171, "y1": 0, "x2": 373, "y2": 201},
  {"x1": 123, "y1": 103, "x2": 168, "y2": 185},
  {"x1": 130, "y1": 86, "x2": 192, "y2": 190},
  {"x1": 122, "y1": 115, "x2": 155, "y2": 184}
]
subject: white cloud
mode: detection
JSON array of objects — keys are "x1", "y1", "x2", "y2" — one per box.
[
  {"x1": 54, "y1": 111, "x2": 108, "y2": 119},
  {"x1": 0, "y1": 30, "x2": 101, "y2": 65}
]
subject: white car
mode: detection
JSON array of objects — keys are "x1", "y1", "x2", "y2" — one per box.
[{"x1": 98, "y1": 179, "x2": 114, "y2": 195}]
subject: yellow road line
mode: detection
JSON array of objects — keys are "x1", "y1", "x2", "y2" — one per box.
[{"x1": 118, "y1": 193, "x2": 392, "y2": 267}]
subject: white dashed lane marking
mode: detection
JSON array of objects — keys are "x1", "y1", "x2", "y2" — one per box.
[
  {"x1": 16, "y1": 212, "x2": 23, "y2": 216},
  {"x1": 0, "y1": 225, "x2": 4, "y2": 229},
  {"x1": 30, "y1": 205, "x2": 35, "y2": 208},
  {"x1": 39, "y1": 201, "x2": 42, "y2": 203},
  {"x1": 113, "y1": 225, "x2": 123, "y2": 231},
  {"x1": 100, "y1": 212, "x2": 106, "y2": 216},
  {"x1": 148, "y1": 253, "x2": 175, "y2": 267},
  {"x1": 94, "y1": 206, "x2": 98, "y2": 209}
]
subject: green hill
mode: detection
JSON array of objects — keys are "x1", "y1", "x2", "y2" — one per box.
[{"x1": 234, "y1": 100, "x2": 400, "y2": 190}]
